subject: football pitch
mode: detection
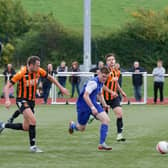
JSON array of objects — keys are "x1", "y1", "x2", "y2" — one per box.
[{"x1": 0, "y1": 104, "x2": 168, "y2": 168}]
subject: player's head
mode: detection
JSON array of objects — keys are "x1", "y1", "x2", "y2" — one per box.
[
  {"x1": 98, "y1": 66, "x2": 110, "y2": 83},
  {"x1": 105, "y1": 53, "x2": 116, "y2": 68},
  {"x1": 27, "y1": 56, "x2": 40, "y2": 72}
]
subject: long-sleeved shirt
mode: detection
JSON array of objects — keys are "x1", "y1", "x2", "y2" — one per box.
[{"x1": 152, "y1": 67, "x2": 165, "y2": 82}]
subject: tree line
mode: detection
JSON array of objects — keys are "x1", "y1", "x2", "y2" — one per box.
[{"x1": 0, "y1": 0, "x2": 168, "y2": 72}]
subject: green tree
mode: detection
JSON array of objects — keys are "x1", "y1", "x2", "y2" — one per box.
[
  {"x1": 0, "y1": 43, "x2": 15, "y2": 65},
  {"x1": 0, "y1": 0, "x2": 30, "y2": 41}
]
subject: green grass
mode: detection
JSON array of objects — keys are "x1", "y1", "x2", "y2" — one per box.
[
  {"x1": 0, "y1": 104, "x2": 168, "y2": 168},
  {"x1": 20, "y1": 0, "x2": 168, "y2": 35}
]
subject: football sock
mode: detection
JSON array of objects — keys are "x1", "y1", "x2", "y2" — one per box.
[
  {"x1": 105, "y1": 107, "x2": 109, "y2": 114},
  {"x1": 29, "y1": 125, "x2": 36, "y2": 146},
  {"x1": 5, "y1": 123, "x2": 23, "y2": 130},
  {"x1": 100, "y1": 124, "x2": 108, "y2": 144},
  {"x1": 117, "y1": 118, "x2": 123, "y2": 133},
  {"x1": 71, "y1": 122, "x2": 78, "y2": 131},
  {"x1": 11, "y1": 110, "x2": 20, "y2": 120}
]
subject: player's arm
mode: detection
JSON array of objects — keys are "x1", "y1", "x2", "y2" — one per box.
[
  {"x1": 47, "y1": 74, "x2": 69, "y2": 96},
  {"x1": 97, "y1": 93, "x2": 109, "y2": 110},
  {"x1": 117, "y1": 83, "x2": 127, "y2": 97},
  {"x1": 83, "y1": 91, "x2": 98, "y2": 116},
  {"x1": 83, "y1": 81, "x2": 98, "y2": 116},
  {"x1": 103, "y1": 85, "x2": 118, "y2": 97}
]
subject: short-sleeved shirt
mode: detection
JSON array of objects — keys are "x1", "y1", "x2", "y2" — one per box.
[
  {"x1": 77, "y1": 76, "x2": 103, "y2": 110},
  {"x1": 103, "y1": 67, "x2": 120, "y2": 101},
  {"x1": 10, "y1": 66, "x2": 48, "y2": 101},
  {"x1": 76, "y1": 76, "x2": 104, "y2": 125}
]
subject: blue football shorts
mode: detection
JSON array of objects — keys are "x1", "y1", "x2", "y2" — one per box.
[{"x1": 77, "y1": 103, "x2": 104, "y2": 125}]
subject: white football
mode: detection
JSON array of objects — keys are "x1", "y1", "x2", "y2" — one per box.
[{"x1": 156, "y1": 141, "x2": 168, "y2": 154}]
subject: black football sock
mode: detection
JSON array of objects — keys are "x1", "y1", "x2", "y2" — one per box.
[
  {"x1": 5, "y1": 123, "x2": 23, "y2": 130},
  {"x1": 29, "y1": 125, "x2": 36, "y2": 146},
  {"x1": 116, "y1": 118, "x2": 123, "y2": 133},
  {"x1": 12, "y1": 110, "x2": 20, "y2": 119}
]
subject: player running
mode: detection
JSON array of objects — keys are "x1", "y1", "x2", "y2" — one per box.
[
  {"x1": 69, "y1": 66, "x2": 113, "y2": 151},
  {"x1": 103, "y1": 53, "x2": 127, "y2": 141},
  {"x1": 0, "y1": 56, "x2": 69, "y2": 153}
]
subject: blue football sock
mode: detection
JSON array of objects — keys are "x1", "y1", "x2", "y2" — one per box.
[
  {"x1": 100, "y1": 124, "x2": 108, "y2": 144},
  {"x1": 71, "y1": 122, "x2": 78, "y2": 131}
]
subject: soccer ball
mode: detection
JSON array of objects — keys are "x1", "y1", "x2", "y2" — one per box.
[{"x1": 156, "y1": 141, "x2": 168, "y2": 154}]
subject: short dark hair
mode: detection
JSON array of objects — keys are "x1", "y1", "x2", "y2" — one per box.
[
  {"x1": 27, "y1": 56, "x2": 40, "y2": 66},
  {"x1": 105, "y1": 53, "x2": 116, "y2": 60},
  {"x1": 157, "y1": 60, "x2": 162, "y2": 63},
  {"x1": 100, "y1": 66, "x2": 110, "y2": 74}
]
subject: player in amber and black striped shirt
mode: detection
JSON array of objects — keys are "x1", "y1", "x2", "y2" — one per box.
[
  {"x1": 103, "y1": 53, "x2": 127, "y2": 142},
  {"x1": 0, "y1": 56, "x2": 69, "y2": 153}
]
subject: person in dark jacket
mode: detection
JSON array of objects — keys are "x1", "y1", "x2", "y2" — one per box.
[
  {"x1": 42, "y1": 64, "x2": 55, "y2": 104},
  {"x1": 69, "y1": 61, "x2": 80, "y2": 98},
  {"x1": 57, "y1": 61, "x2": 68, "y2": 97},
  {"x1": 89, "y1": 61, "x2": 104, "y2": 76},
  {"x1": 129, "y1": 61, "x2": 145, "y2": 101},
  {"x1": 1, "y1": 64, "x2": 16, "y2": 98}
]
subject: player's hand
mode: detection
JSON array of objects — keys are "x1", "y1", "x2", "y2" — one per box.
[
  {"x1": 111, "y1": 91, "x2": 118, "y2": 97},
  {"x1": 5, "y1": 100, "x2": 11, "y2": 109},
  {"x1": 121, "y1": 91, "x2": 127, "y2": 98},
  {"x1": 104, "y1": 104, "x2": 110, "y2": 110},
  {"x1": 91, "y1": 106, "x2": 98, "y2": 116},
  {"x1": 103, "y1": 104, "x2": 110, "y2": 113},
  {"x1": 112, "y1": 77, "x2": 118, "y2": 81},
  {"x1": 61, "y1": 88, "x2": 70, "y2": 96}
]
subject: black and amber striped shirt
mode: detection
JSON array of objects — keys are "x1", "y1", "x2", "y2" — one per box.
[
  {"x1": 10, "y1": 66, "x2": 47, "y2": 101},
  {"x1": 103, "y1": 68, "x2": 120, "y2": 101}
]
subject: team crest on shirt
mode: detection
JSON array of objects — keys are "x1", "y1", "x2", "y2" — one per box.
[{"x1": 26, "y1": 79, "x2": 38, "y2": 86}]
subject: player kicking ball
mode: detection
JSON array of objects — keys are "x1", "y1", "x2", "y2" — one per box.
[{"x1": 69, "y1": 67, "x2": 112, "y2": 151}]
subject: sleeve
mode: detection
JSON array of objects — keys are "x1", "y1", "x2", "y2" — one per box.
[
  {"x1": 10, "y1": 70, "x2": 24, "y2": 85},
  {"x1": 39, "y1": 68, "x2": 48, "y2": 78},
  {"x1": 85, "y1": 80, "x2": 97, "y2": 94}
]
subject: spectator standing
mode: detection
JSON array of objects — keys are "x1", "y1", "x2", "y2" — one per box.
[
  {"x1": 3, "y1": 64, "x2": 16, "y2": 84},
  {"x1": 57, "y1": 61, "x2": 68, "y2": 97},
  {"x1": 152, "y1": 60, "x2": 165, "y2": 104},
  {"x1": 89, "y1": 61, "x2": 104, "y2": 76},
  {"x1": 1, "y1": 64, "x2": 16, "y2": 98},
  {"x1": 42, "y1": 64, "x2": 55, "y2": 104},
  {"x1": 69, "y1": 61, "x2": 80, "y2": 98},
  {"x1": 129, "y1": 61, "x2": 145, "y2": 101}
]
